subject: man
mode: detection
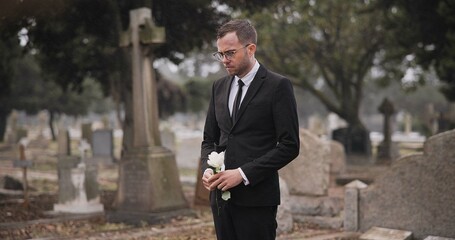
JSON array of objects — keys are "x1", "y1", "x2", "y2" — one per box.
[{"x1": 201, "y1": 19, "x2": 300, "y2": 240}]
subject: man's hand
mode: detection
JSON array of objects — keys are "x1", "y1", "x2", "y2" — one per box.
[
  {"x1": 209, "y1": 169, "x2": 243, "y2": 192},
  {"x1": 202, "y1": 169, "x2": 214, "y2": 191}
]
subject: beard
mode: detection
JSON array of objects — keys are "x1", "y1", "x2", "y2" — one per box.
[{"x1": 224, "y1": 55, "x2": 253, "y2": 78}]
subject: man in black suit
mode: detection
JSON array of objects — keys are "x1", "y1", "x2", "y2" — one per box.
[{"x1": 201, "y1": 19, "x2": 300, "y2": 240}]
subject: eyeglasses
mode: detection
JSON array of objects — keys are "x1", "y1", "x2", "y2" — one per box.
[{"x1": 212, "y1": 44, "x2": 251, "y2": 62}]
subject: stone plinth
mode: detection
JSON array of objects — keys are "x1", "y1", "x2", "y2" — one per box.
[{"x1": 110, "y1": 147, "x2": 191, "y2": 225}]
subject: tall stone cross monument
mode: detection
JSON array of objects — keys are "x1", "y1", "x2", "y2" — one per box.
[
  {"x1": 111, "y1": 8, "x2": 189, "y2": 225},
  {"x1": 376, "y1": 98, "x2": 399, "y2": 163}
]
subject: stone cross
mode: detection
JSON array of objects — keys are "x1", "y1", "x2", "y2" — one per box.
[
  {"x1": 377, "y1": 98, "x2": 398, "y2": 162},
  {"x1": 120, "y1": 7, "x2": 165, "y2": 149},
  {"x1": 111, "y1": 8, "x2": 189, "y2": 225},
  {"x1": 379, "y1": 98, "x2": 395, "y2": 146}
]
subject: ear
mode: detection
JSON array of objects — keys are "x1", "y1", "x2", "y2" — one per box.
[{"x1": 247, "y1": 44, "x2": 256, "y2": 57}]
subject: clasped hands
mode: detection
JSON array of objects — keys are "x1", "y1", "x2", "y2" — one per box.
[{"x1": 202, "y1": 168, "x2": 243, "y2": 192}]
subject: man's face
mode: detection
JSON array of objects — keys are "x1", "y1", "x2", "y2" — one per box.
[{"x1": 216, "y1": 32, "x2": 254, "y2": 78}]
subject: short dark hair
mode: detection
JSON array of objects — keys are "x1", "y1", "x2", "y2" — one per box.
[{"x1": 216, "y1": 19, "x2": 257, "y2": 45}]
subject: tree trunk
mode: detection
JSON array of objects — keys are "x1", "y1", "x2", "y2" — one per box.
[
  {"x1": 0, "y1": 110, "x2": 9, "y2": 142},
  {"x1": 49, "y1": 111, "x2": 56, "y2": 141}
]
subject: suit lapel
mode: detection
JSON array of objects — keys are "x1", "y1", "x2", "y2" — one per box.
[
  {"x1": 223, "y1": 76, "x2": 235, "y2": 126},
  {"x1": 231, "y1": 66, "x2": 267, "y2": 127}
]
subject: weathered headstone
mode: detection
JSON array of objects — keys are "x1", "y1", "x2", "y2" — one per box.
[
  {"x1": 308, "y1": 114, "x2": 326, "y2": 136},
  {"x1": 53, "y1": 132, "x2": 104, "y2": 214},
  {"x1": 332, "y1": 126, "x2": 371, "y2": 158},
  {"x1": 91, "y1": 129, "x2": 114, "y2": 164},
  {"x1": 57, "y1": 128, "x2": 71, "y2": 156},
  {"x1": 376, "y1": 98, "x2": 399, "y2": 163},
  {"x1": 280, "y1": 129, "x2": 345, "y2": 229},
  {"x1": 194, "y1": 159, "x2": 210, "y2": 206},
  {"x1": 53, "y1": 162, "x2": 104, "y2": 214},
  {"x1": 276, "y1": 177, "x2": 293, "y2": 234},
  {"x1": 358, "y1": 129, "x2": 455, "y2": 239},
  {"x1": 280, "y1": 128, "x2": 331, "y2": 196},
  {"x1": 110, "y1": 7, "x2": 189, "y2": 225},
  {"x1": 424, "y1": 236, "x2": 455, "y2": 240},
  {"x1": 360, "y1": 227, "x2": 413, "y2": 240},
  {"x1": 343, "y1": 180, "x2": 368, "y2": 231},
  {"x1": 81, "y1": 123, "x2": 93, "y2": 145}
]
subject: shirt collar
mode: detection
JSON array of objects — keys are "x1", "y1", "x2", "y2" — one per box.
[{"x1": 235, "y1": 60, "x2": 260, "y2": 87}]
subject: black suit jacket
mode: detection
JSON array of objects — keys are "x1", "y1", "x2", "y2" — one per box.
[{"x1": 201, "y1": 64, "x2": 300, "y2": 207}]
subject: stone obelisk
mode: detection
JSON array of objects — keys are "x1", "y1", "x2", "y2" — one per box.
[{"x1": 110, "y1": 7, "x2": 189, "y2": 225}]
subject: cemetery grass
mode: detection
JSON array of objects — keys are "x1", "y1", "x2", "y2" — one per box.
[{"x1": 0, "y1": 142, "x2": 345, "y2": 240}]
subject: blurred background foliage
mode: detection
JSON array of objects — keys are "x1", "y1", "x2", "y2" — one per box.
[{"x1": 0, "y1": 0, "x2": 454, "y2": 144}]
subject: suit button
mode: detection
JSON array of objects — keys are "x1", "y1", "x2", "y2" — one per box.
[{"x1": 229, "y1": 134, "x2": 233, "y2": 139}]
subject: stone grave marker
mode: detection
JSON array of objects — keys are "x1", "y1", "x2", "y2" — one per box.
[
  {"x1": 109, "y1": 7, "x2": 190, "y2": 225},
  {"x1": 53, "y1": 139, "x2": 104, "y2": 214},
  {"x1": 376, "y1": 98, "x2": 399, "y2": 163},
  {"x1": 57, "y1": 128, "x2": 71, "y2": 156},
  {"x1": 280, "y1": 128, "x2": 331, "y2": 196},
  {"x1": 332, "y1": 125, "x2": 372, "y2": 159},
  {"x1": 91, "y1": 129, "x2": 114, "y2": 164},
  {"x1": 424, "y1": 236, "x2": 455, "y2": 240},
  {"x1": 358, "y1": 129, "x2": 455, "y2": 239},
  {"x1": 81, "y1": 122, "x2": 93, "y2": 145},
  {"x1": 360, "y1": 227, "x2": 413, "y2": 240},
  {"x1": 343, "y1": 180, "x2": 368, "y2": 231}
]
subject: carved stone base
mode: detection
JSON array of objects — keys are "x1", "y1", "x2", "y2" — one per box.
[{"x1": 113, "y1": 146, "x2": 189, "y2": 218}]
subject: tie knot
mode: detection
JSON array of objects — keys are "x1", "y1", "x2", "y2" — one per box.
[{"x1": 238, "y1": 79, "x2": 244, "y2": 87}]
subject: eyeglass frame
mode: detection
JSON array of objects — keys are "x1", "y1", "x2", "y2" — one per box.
[{"x1": 212, "y1": 44, "x2": 252, "y2": 62}]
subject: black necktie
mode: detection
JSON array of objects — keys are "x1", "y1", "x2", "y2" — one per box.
[{"x1": 232, "y1": 79, "x2": 244, "y2": 121}]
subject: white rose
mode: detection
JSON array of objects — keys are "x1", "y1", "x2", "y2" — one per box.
[{"x1": 207, "y1": 151, "x2": 225, "y2": 171}]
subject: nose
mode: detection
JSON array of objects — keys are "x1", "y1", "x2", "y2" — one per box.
[{"x1": 221, "y1": 55, "x2": 230, "y2": 63}]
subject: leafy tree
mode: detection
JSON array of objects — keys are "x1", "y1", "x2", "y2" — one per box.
[
  {"x1": 378, "y1": 0, "x2": 455, "y2": 101},
  {"x1": 0, "y1": 0, "x2": 282, "y2": 146},
  {"x1": 10, "y1": 55, "x2": 109, "y2": 140},
  {"x1": 249, "y1": 0, "x2": 390, "y2": 154}
]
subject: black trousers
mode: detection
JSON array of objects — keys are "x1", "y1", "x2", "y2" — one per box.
[{"x1": 211, "y1": 191, "x2": 278, "y2": 240}]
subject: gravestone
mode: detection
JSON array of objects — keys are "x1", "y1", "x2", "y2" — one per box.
[
  {"x1": 276, "y1": 177, "x2": 293, "y2": 234},
  {"x1": 358, "y1": 129, "x2": 455, "y2": 239},
  {"x1": 280, "y1": 128, "x2": 331, "y2": 196},
  {"x1": 424, "y1": 237, "x2": 455, "y2": 240},
  {"x1": 57, "y1": 128, "x2": 71, "y2": 156},
  {"x1": 53, "y1": 132, "x2": 104, "y2": 214},
  {"x1": 308, "y1": 114, "x2": 326, "y2": 136},
  {"x1": 194, "y1": 159, "x2": 210, "y2": 206},
  {"x1": 91, "y1": 129, "x2": 114, "y2": 164},
  {"x1": 332, "y1": 125, "x2": 371, "y2": 158},
  {"x1": 344, "y1": 180, "x2": 368, "y2": 231},
  {"x1": 376, "y1": 98, "x2": 399, "y2": 163},
  {"x1": 110, "y1": 7, "x2": 190, "y2": 225},
  {"x1": 29, "y1": 111, "x2": 50, "y2": 148},
  {"x1": 360, "y1": 227, "x2": 413, "y2": 240},
  {"x1": 81, "y1": 123, "x2": 93, "y2": 145}
]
